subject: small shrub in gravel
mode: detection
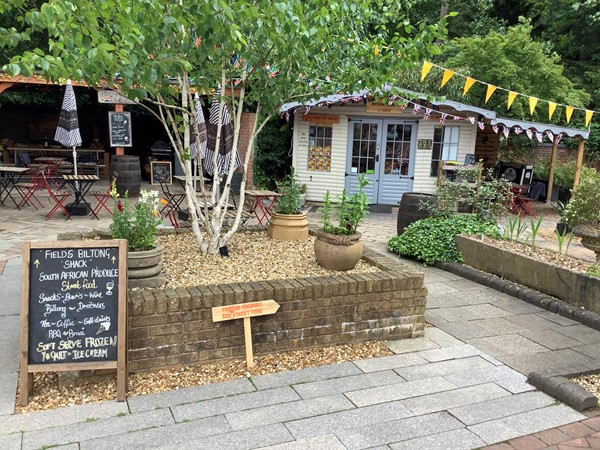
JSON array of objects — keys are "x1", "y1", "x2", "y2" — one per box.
[{"x1": 387, "y1": 214, "x2": 500, "y2": 265}]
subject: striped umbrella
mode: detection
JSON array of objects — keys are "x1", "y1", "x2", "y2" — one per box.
[
  {"x1": 189, "y1": 94, "x2": 207, "y2": 189},
  {"x1": 54, "y1": 80, "x2": 82, "y2": 187},
  {"x1": 204, "y1": 86, "x2": 241, "y2": 176}
]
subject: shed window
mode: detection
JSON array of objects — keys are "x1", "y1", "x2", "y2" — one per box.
[
  {"x1": 431, "y1": 125, "x2": 460, "y2": 176},
  {"x1": 307, "y1": 125, "x2": 332, "y2": 171}
]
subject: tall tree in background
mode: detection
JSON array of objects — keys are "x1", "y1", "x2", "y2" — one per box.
[{"x1": 0, "y1": 0, "x2": 449, "y2": 254}]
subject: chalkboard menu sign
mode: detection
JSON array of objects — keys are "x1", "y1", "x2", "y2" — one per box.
[
  {"x1": 20, "y1": 240, "x2": 128, "y2": 406},
  {"x1": 151, "y1": 161, "x2": 172, "y2": 185},
  {"x1": 108, "y1": 111, "x2": 133, "y2": 147}
]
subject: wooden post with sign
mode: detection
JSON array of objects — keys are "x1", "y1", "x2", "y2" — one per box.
[
  {"x1": 19, "y1": 240, "x2": 128, "y2": 406},
  {"x1": 212, "y1": 300, "x2": 280, "y2": 368}
]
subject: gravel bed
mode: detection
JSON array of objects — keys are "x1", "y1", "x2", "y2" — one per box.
[
  {"x1": 572, "y1": 374, "x2": 600, "y2": 404},
  {"x1": 159, "y1": 231, "x2": 380, "y2": 288}
]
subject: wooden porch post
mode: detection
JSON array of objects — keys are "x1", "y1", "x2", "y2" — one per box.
[
  {"x1": 573, "y1": 138, "x2": 586, "y2": 189},
  {"x1": 546, "y1": 135, "x2": 559, "y2": 205},
  {"x1": 115, "y1": 104, "x2": 125, "y2": 156}
]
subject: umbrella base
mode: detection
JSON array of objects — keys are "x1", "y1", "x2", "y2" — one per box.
[{"x1": 65, "y1": 203, "x2": 90, "y2": 216}]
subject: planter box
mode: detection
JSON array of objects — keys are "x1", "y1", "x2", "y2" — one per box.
[{"x1": 456, "y1": 234, "x2": 600, "y2": 314}]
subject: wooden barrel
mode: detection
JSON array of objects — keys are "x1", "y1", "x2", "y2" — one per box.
[
  {"x1": 111, "y1": 155, "x2": 141, "y2": 197},
  {"x1": 397, "y1": 193, "x2": 435, "y2": 235}
]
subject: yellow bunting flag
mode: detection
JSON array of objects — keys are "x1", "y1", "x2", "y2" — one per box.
[
  {"x1": 585, "y1": 110, "x2": 594, "y2": 127},
  {"x1": 529, "y1": 97, "x2": 538, "y2": 115},
  {"x1": 485, "y1": 84, "x2": 497, "y2": 103},
  {"x1": 441, "y1": 69, "x2": 455, "y2": 87},
  {"x1": 507, "y1": 91, "x2": 518, "y2": 109},
  {"x1": 463, "y1": 77, "x2": 476, "y2": 95},
  {"x1": 374, "y1": 45, "x2": 379, "y2": 55},
  {"x1": 548, "y1": 102, "x2": 557, "y2": 119},
  {"x1": 421, "y1": 61, "x2": 433, "y2": 81},
  {"x1": 565, "y1": 106, "x2": 574, "y2": 124}
]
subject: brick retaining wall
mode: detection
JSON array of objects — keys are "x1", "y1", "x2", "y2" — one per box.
[{"x1": 59, "y1": 230, "x2": 427, "y2": 373}]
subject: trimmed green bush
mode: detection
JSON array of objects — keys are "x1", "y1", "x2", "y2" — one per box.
[{"x1": 387, "y1": 214, "x2": 500, "y2": 265}]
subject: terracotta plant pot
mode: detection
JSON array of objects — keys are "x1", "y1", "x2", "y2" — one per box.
[
  {"x1": 127, "y1": 244, "x2": 165, "y2": 288},
  {"x1": 314, "y1": 230, "x2": 363, "y2": 271},
  {"x1": 267, "y1": 212, "x2": 309, "y2": 241}
]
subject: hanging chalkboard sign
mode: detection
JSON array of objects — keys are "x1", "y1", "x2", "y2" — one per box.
[
  {"x1": 19, "y1": 240, "x2": 128, "y2": 406},
  {"x1": 108, "y1": 111, "x2": 133, "y2": 147}
]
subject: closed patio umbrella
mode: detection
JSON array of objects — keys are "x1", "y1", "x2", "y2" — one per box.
[{"x1": 54, "y1": 79, "x2": 82, "y2": 190}]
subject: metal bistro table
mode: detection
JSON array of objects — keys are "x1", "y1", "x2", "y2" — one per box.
[
  {"x1": 61, "y1": 174, "x2": 100, "y2": 218},
  {"x1": 245, "y1": 190, "x2": 281, "y2": 225},
  {"x1": 35, "y1": 156, "x2": 65, "y2": 186},
  {"x1": 0, "y1": 166, "x2": 29, "y2": 208}
]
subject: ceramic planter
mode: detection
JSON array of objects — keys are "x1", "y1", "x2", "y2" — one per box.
[
  {"x1": 267, "y1": 212, "x2": 309, "y2": 241},
  {"x1": 314, "y1": 230, "x2": 363, "y2": 271}
]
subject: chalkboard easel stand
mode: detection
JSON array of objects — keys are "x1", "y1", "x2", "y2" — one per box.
[{"x1": 19, "y1": 240, "x2": 128, "y2": 406}]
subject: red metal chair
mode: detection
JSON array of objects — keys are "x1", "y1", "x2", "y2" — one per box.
[
  {"x1": 91, "y1": 181, "x2": 113, "y2": 217},
  {"x1": 42, "y1": 172, "x2": 72, "y2": 220},
  {"x1": 15, "y1": 166, "x2": 46, "y2": 210}
]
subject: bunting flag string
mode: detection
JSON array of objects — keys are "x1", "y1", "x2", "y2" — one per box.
[{"x1": 421, "y1": 61, "x2": 597, "y2": 127}]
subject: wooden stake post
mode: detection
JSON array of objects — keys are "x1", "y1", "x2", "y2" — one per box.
[
  {"x1": 212, "y1": 300, "x2": 280, "y2": 368},
  {"x1": 19, "y1": 240, "x2": 128, "y2": 406}
]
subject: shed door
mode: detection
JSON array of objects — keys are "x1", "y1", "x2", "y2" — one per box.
[{"x1": 346, "y1": 118, "x2": 416, "y2": 204}]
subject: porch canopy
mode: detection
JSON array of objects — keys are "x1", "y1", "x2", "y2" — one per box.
[{"x1": 281, "y1": 88, "x2": 590, "y2": 203}]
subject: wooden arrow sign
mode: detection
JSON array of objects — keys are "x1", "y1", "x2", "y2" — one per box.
[
  {"x1": 212, "y1": 300, "x2": 280, "y2": 369},
  {"x1": 212, "y1": 300, "x2": 280, "y2": 322}
]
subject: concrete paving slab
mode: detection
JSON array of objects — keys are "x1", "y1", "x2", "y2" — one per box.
[
  {"x1": 0, "y1": 432, "x2": 21, "y2": 450},
  {"x1": 292, "y1": 370, "x2": 403, "y2": 399},
  {"x1": 336, "y1": 411, "x2": 463, "y2": 450},
  {"x1": 160, "y1": 423, "x2": 294, "y2": 450},
  {"x1": 79, "y1": 414, "x2": 233, "y2": 450},
  {"x1": 423, "y1": 327, "x2": 465, "y2": 348},
  {"x1": 423, "y1": 310, "x2": 448, "y2": 327},
  {"x1": 171, "y1": 386, "x2": 300, "y2": 422},
  {"x1": 498, "y1": 352, "x2": 554, "y2": 375},
  {"x1": 127, "y1": 377, "x2": 256, "y2": 413},
  {"x1": 285, "y1": 401, "x2": 413, "y2": 440},
  {"x1": 449, "y1": 391, "x2": 557, "y2": 425},
  {"x1": 416, "y1": 344, "x2": 480, "y2": 362},
  {"x1": 251, "y1": 362, "x2": 362, "y2": 390},
  {"x1": 385, "y1": 336, "x2": 439, "y2": 354},
  {"x1": 554, "y1": 324, "x2": 600, "y2": 345},
  {"x1": 467, "y1": 334, "x2": 549, "y2": 357},
  {"x1": 0, "y1": 399, "x2": 129, "y2": 435},
  {"x1": 400, "y1": 382, "x2": 510, "y2": 416},
  {"x1": 389, "y1": 427, "x2": 486, "y2": 450},
  {"x1": 257, "y1": 434, "x2": 347, "y2": 450},
  {"x1": 472, "y1": 317, "x2": 529, "y2": 335},
  {"x1": 0, "y1": 373, "x2": 17, "y2": 416},
  {"x1": 426, "y1": 283, "x2": 460, "y2": 295},
  {"x1": 225, "y1": 394, "x2": 355, "y2": 431},
  {"x1": 491, "y1": 298, "x2": 545, "y2": 315},
  {"x1": 468, "y1": 403, "x2": 586, "y2": 445},
  {"x1": 505, "y1": 313, "x2": 566, "y2": 331},
  {"x1": 394, "y1": 355, "x2": 495, "y2": 381},
  {"x1": 434, "y1": 304, "x2": 513, "y2": 322},
  {"x1": 519, "y1": 328, "x2": 582, "y2": 350},
  {"x1": 434, "y1": 320, "x2": 495, "y2": 340},
  {"x1": 443, "y1": 365, "x2": 530, "y2": 390},
  {"x1": 352, "y1": 353, "x2": 427, "y2": 373},
  {"x1": 573, "y1": 344, "x2": 600, "y2": 359},
  {"x1": 442, "y1": 278, "x2": 489, "y2": 291},
  {"x1": 426, "y1": 293, "x2": 473, "y2": 308},
  {"x1": 0, "y1": 318, "x2": 20, "y2": 375},
  {"x1": 447, "y1": 290, "x2": 506, "y2": 306},
  {"x1": 535, "y1": 311, "x2": 579, "y2": 327},
  {"x1": 539, "y1": 348, "x2": 600, "y2": 371},
  {"x1": 344, "y1": 376, "x2": 456, "y2": 407},
  {"x1": 22, "y1": 408, "x2": 175, "y2": 450}
]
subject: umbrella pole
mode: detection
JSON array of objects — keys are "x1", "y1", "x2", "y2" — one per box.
[{"x1": 72, "y1": 146, "x2": 80, "y2": 195}]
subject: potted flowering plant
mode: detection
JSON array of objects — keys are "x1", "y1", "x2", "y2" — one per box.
[
  {"x1": 267, "y1": 168, "x2": 309, "y2": 241},
  {"x1": 110, "y1": 184, "x2": 165, "y2": 288}
]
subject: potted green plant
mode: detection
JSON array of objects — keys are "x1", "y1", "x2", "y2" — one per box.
[
  {"x1": 110, "y1": 184, "x2": 166, "y2": 288},
  {"x1": 314, "y1": 174, "x2": 369, "y2": 271},
  {"x1": 298, "y1": 183, "x2": 308, "y2": 210},
  {"x1": 565, "y1": 173, "x2": 600, "y2": 262},
  {"x1": 267, "y1": 168, "x2": 309, "y2": 241},
  {"x1": 552, "y1": 200, "x2": 570, "y2": 235}
]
